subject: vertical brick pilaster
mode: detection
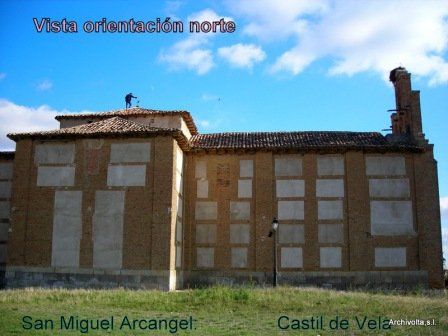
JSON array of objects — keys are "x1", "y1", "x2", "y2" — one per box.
[{"x1": 345, "y1": 151, "x2": 371, "y2": 270}]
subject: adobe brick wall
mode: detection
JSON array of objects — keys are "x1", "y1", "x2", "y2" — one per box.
[
  {"x1": 7, "y1": 140, "x2": 33, "y2": 266},
  {"x1": 7, "y1": 136, "x2": 178, "y2": 277},
  {"x1": 5, "y1": 134, "x2": 443, "y2": 289},
  {"x1": 182, "y1": 149, "x2": 442, "y2": 288},
  {"x1": 413, "y1": 148, "x2": 444, "y2": 288}
]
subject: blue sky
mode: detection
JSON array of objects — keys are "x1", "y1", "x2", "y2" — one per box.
[{"x1": 1, "y1": 0, "x2": 447, "y2": 260}]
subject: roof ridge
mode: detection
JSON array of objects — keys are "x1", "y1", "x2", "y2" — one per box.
[
  {"x1": 55, "y1": 107, "x2": 190, "y2": 119},
  {"x1": 54, "y1": 107, "x2": 198, "y2": 135},
  {"x1": 194, "y1": 130, "x2": 383, "y2": 136}
]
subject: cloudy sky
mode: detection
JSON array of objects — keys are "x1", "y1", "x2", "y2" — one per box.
[{"x1": 0, "y1": 0, "x2": 447, "y2": 261}]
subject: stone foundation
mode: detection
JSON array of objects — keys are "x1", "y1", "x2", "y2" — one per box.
[
  {"x1": 4, "y1": 267, "x2": 176, "y2": 290},
  {"x1": 3, "y1": 267, "x2": 429, "y2": 290},
  {"x1": 183, "y1": 270, "x2": 429, "y2": 290}
]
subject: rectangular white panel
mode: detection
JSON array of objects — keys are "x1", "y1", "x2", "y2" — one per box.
[
  {"x1": 278, "y1": 201, "x2": 304, "y2": 220},
  {"x1": 238, "y1": 179, "x2": 252, "y2": 198},
  {"x1": 230, "y1": 202, "x2": 250, "y2": 220},
  {"x1": 240, "y1": 160, "x2": 253, "y2": 178},
  {"x1": 230, "y1": 224, "x2": 250, "y2": 244},
  {"x1": 195, "y1": 201, "x2": 217, "y2": 220},
  {"x1": 276, "y1": 180, "x2": 305, "y2": 198},
  {"x1": 275, "y1": 157, "x2": 302, "y2": 176},
  {"x1": 316, "y1": 179, "x2": 344, "y2": 197},
  {"x1": 107, "y1": 165, "x2": 146, "y2": 186},
  {"x1": 176, "y1": 246, "x2": 182, "y2": 268},
  {"x1": 320, "y1": 247, "x2": 342, "y2": 268},
  {"x1": 92, "y1": 191, "x2": 125, "y2": 269},
  {"x1": 369, "y1": 179, "x2": 410, "y2": 198},
  {"x1": 195, "y1": 160, "x2": 207, "y2": 179},
  {"x1": 281, "y1": 247, "x2": 303, "y2": 268},
  {"x1": 176, "y1": 218, "x2": 183, "y2": 242},
  {"x1": 375, "y1": 247, "x2": 406, "y2": 267},
  {"x1": 35, "y1": 143, "x2": 75, "y2": 164},
  {"x1": 278, "y1": 224, "x2": 304, "y2": 244},
  {"x1": 197, "y1": 247, "x2": 214, "y2": 268},
  {"x1": 370, "y1": 201, "x2": 414, "y2": 235},
  {"x1": 51, "y1": 191, "x2": 83, "y2": 268},
  {"x1": 110, "y1": 143, "x2": 150, "y2": 163},
  {"x1": 197, "y1": 180, "x2": 209, "y2": 198},
  {"x1": 196, "y1": 224, "x2": 217, "y2": 244},
  {"x1": 37, "y1": 167, "x2": 75, "y2": 187},
  {"x1": 318, "y1": 224, "x2": 343, "y2": 243},
  {"x1": 318, "y1": 200, "x2": 343, "y2": 220},
  {"x1": 365, "y1": 156, "x2": 406, "y2": 176},
  {"x1": 231, "y1": 247, "x2": 248, "y2": 268},
  {"x1": 317, "y1": 156, "x2": 344, "y2": 176}
]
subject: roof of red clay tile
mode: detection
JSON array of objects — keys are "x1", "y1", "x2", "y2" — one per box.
[
  {"x1": 7, "y1": 117, "x2": 422, "y2": 153},
  {"x1": 7, "y1": 117, "x2": 190, "y2": 150},
  {"x1": 54, "y1": 107, "x2": 198, "y2": 135},
  {"x1": 188, "y1": 131, "x2": 422, "y2": 152}
]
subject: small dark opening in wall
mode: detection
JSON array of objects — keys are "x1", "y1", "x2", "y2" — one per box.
[{"x1": 87, "y1": 120, "x2": 93, "y2": 124}]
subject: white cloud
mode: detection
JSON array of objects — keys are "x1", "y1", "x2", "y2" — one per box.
[
  {"x1": 227, "y1": 0, "x2": 328, "y2": 41},
  {"x1": 198, "y1": 120, "x2": 210, "y2": 127},
  {"x1": 228, "y1": 0, "x2": 448, "y2": 85},
  {"x1": 0, "y1": 99, "x2": 93, "y2": 150},
  {"x1": 165, "y1": 1, "x2": 184, "y2": 15},
  {"x1": 0, "y1": 73, "x2": 6, "y2": 80},
  {"x1": 201, "y1": 93, "x2": 219, "y2": 101},
  {"x1": 159, "y1": 36, "x2": 214, "y2": 75},
  {"x1": 197, "y1": 118, "x2": 222, "y2": 131},
  {"x1": 218, "y1": 43, "x2": 266, "y2": 69},
  {"x1": 36, "y1": 79, "x2": 53, "y2": 91},
  {"x1": 159, "y1": 9, "x2": 234, "y2": 75},
  {"x1": 441, "y1": 197, "x2": 448, "y2": 218},
  {"x1": 164, "y1": 1, "x2": 185, "y2": 23},
  {"x1": 188, "y1": 9, "x2": 222, "y2": 24}
]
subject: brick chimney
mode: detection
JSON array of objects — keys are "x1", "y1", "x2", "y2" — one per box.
[{"x1": 389, "y1": 67, "x2": 424, "y2": 141}]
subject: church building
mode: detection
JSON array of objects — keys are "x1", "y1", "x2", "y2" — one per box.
[{"x1": 0, "y1": 67, "x2": 444, "y2": 289}]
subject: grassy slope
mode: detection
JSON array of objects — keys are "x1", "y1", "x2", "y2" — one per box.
[{"x1": 0, "y1": 286, "x2": 447, "y2": 335}]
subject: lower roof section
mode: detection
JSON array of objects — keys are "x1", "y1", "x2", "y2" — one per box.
[{"x1": 189, "y1": 131, "x2": 424, "y2": 153}]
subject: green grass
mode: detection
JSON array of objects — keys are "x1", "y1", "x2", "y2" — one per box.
[{"x1": 0, "y1": 286, "x2": 447, "y2": 335}]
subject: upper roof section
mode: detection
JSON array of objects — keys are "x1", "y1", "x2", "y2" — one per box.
[
  {"x1": 55, "y1": 107, "x2": 198, "y2": 137},
  {"x1": 189, "y1": 131, "x2": 423, "y2": 152},
  {"x1": 8, "y1": 117, "x2": 189, "y2": 150}
]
